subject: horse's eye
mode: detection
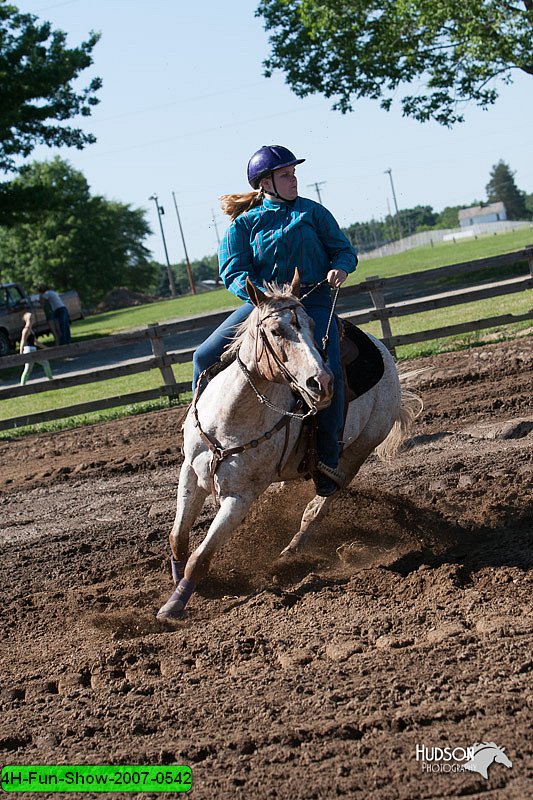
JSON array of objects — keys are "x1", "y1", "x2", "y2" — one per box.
[{"x1": 271, "y1": 327, "x2": 282, "y2": 337}]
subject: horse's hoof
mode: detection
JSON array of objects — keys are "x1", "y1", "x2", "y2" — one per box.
[
  {"x1": 277, "y1": 544, "x2": 304, "y2": 562},
  {"x1": 156, "y1": 597, "x2": 185, "y2": 621}
]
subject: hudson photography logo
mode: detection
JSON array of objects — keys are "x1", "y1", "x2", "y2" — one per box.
[{"x1": 415, "y1": 741, "x2": 513, "y2": 778}]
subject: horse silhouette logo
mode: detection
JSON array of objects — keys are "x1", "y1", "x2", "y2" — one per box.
[{"x1": 464, "y1": 742, "x2": 512, "y2": 779}]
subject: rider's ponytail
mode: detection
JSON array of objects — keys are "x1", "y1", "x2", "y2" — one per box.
[{"x1": 220, "y1": 189, "x2": 263, "y2": 221}]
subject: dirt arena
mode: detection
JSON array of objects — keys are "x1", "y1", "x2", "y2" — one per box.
[{"x1": 1, "y1": 336, "x2": 531, "y2": 799}]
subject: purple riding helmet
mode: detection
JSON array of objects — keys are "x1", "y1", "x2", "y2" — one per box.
[{"x1": 247, "y1": 145, "x2": 305, "y2": 189}]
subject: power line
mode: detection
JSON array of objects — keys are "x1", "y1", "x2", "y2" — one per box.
[{"x1": 95, "y1": 81, "x2": 266, "y2": 123}]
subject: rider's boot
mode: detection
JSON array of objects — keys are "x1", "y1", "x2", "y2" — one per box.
[{"x1": 315, "y1": 461, "x2": 345, "y2": 497}]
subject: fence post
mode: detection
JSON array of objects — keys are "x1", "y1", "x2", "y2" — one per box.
[
  {"x1": 527, "y1": 245, "x2": 533, "y2": 278},
  {"x1": 147, "y1": 324, "x2": 178, "y2": 399},
  {"x1": 366, "y1": 275, "x2": 396, "y2": 356}
]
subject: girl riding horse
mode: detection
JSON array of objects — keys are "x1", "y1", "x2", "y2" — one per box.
[
  {"x1": 193, "y1": 145, "x2": 358, "y2": 497},
  {"x1": 156, "y1": 273, "x2": 420, "y2": 621}
]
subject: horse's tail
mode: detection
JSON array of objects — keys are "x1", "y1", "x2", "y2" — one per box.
[{"x1": 375, "y1": 369, "x2": 425, "y2": 463}]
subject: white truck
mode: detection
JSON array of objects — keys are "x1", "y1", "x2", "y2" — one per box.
[{"x1": 0, "y1": 283, "x2": 83, "y2": 357}]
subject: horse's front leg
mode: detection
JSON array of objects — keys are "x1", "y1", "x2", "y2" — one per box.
[
  {"x1": 168, "y1": 461, "x2": 208, "y2": 583},
  {"x1": 157, "y1": 493, "x2": 254, "y2": 620}
]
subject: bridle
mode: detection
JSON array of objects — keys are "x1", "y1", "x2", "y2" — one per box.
[
  {"x1": 191, "y1": 299, "x2": 325, "y2": 501},
  {"x1": 244, "y1": 302, "x2": 323, "y2": 417}
]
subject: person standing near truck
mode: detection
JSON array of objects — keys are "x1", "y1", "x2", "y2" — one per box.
[
  {"x1": 38, "y1": 285, "x2": 71, "y2": 345},
  {"x1": 42, "y1": 295, "x2": 61, "y2": 346},
  {"x1": 19, "y1": 312, "x2": 53, "y2": 385}
]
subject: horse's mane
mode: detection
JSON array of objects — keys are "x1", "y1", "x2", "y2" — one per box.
[
  {"x1": 226, "y1": 282, "x2": 302, "y2": 355},
  {"x1": 470, "y1": 742, "x2": 500, "y2": 754}
]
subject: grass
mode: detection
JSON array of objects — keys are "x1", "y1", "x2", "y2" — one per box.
[
  {"x1": 0, "y1": 362, "x2": 194, "y2": 439},
  {"x1": 74, "y1": 289, "x2": 240, "y2": 340},
  {"x1": 358, "y1": 291, "x2": 532, "y2": 360},
  {"x1": 0, "y1": 397, "x2": 186, "y2": 440},
  {"x1": 1, "y1": 226, "x2": 531, "y2": 438},
  {"x1": 348, "y1": 226, "x2": 533, "y2": 284}
]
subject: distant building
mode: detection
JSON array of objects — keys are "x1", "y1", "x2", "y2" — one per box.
[{"x1": 459, "y1": 202, "x2": 507, "y2": 227}]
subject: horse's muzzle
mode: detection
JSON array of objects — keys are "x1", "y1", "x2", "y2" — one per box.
[{"x1": 306, "y1": 370, "x2": 334, "y2": 409}]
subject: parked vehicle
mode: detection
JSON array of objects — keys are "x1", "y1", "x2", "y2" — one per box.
[{"x1": 0, "y1": 283, "x2": 83, "y2": 357}]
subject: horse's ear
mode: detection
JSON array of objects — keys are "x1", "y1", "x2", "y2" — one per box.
[
  {"x1": 290, "y1": 268, "x2": 301, "y2": 298},
  {"x1": 246, "y1": 277, "x2": 266, "y2": 307}
]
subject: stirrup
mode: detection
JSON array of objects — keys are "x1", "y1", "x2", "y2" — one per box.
[{"x1": 316, "y1": 461, "x2": 346, "y2": 487}]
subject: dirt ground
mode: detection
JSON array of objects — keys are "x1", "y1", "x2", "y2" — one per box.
[{"x1": 0, "y1": 336, "x2": 532, "y2": 800}]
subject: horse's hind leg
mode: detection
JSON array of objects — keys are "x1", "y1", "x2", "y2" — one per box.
[
  {"x1": 168, "y1": 461, "x2": 207, "y2": 581},
  {"x1": 279, "y1": 493, "x2": 334, "y2": 557},
  {"x1": 157, "y1": 493, "x2": 254, "y2": 620},
  {"x1": 280, "y1": 441, "x2": 377, "y2": 557}
]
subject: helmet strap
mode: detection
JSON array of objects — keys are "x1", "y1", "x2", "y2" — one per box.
[
  {"x1": 270, "y1": 171, "x2": 293, "y2": 202},
  {"x1": 259, "y1": 173, "x2": 294, "y2": 203}
]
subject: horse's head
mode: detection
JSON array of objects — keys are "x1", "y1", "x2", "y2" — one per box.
[
  {"x1": 464, "y1": 743, "x2": 513, "y2": 779},
  {"x1": 494, "y1": 747, "x2": 512, "y2": 769},
  {"x1": 241, "y1": 272, "x2": 333, "y2": 410}
]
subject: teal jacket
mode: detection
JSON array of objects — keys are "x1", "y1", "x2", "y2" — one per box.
[{"x1": 219, "y1": 196, "x2": 357, "y2": 301}]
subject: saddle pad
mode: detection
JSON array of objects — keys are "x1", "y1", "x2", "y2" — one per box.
[{"x1": 340, "y1": 319, "x2": 385, "y2": 401}]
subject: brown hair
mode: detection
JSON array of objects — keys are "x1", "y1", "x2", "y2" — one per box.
[{"x1": 219, "y1": 189, "x2": 263, "y2": 221}]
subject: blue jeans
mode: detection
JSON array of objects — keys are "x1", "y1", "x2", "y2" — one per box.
[
  {"x1": 54, "y1": 306, "x2": 71, "y2": 345},
  {"x1": 192, "y1": 286, "x2": 343, "y2": 470}
]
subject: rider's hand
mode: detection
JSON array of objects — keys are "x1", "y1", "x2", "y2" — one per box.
[{"x1": 327, "y1": 269, "x2": 348, "y2": 288}]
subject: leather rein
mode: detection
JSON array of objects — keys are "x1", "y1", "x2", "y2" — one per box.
[{"x1": 192, "y1": 302, "x2": 320, "y2": 501}]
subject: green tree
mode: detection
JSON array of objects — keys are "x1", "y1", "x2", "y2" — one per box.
[
  {"x1": 175, "y1": 256, "x2": 219, "y2": 295},
  {"x1": 343, "y1": 219, "x2": 389, "y2": 251},
  {"x1": 486, "y1": 160, "x2": 529, "y2": 220},
  {"x1": 257, "y1": 0, "x2": 533, "y2": 125},
  {"x1": 434, "y1": 206, "x2": 462, "y2": 228},
  {"x1": 0, "y1": 158, "x2": 155, "y2": 306},
  {"x1": 0, "y1": 2, "x2": 101, "y2": 221},
  {"x1": 398, "y1": 205, "x2": 437, "y2": 234},
  {"x1": 155, "y1": 262, "x2": 175, "y2": 298}
]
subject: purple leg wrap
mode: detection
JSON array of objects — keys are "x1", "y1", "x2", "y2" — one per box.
[
  {"x1": 168, "y1": 577, "x2": 195, "y2": 609},
  {"x1": 171, "y1": 556, "x2": 187, "y2": 583}
]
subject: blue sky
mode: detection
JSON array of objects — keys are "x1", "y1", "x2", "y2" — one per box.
[{"x1": 14, "y1": 0, "x2": 533, "y2": 265}]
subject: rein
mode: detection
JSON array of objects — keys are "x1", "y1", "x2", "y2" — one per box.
[
  {"x1": 321, "y1": 287, "x2": 340, "y2": 354},
  {"x1": 236, "y1": 353, "x2": 317, "y2": 421},
  {"x1": 252, "y1": 303, "x2": 322, "y2": 414},
  {"x1": 299, "y1": 279, "x2": 340, "y2": 354}
]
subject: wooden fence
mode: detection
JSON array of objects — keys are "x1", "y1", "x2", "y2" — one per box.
[{"x1": 1, "y1": 246, "x2": 532, "y2": 431}]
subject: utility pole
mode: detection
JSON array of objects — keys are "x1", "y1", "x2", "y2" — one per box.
[
  {"x1": 149, "y1": 194, "x2": 177, "y2": 298},
  {"x1": 211, "y1": 208, "x2": 221, "y2": 247},
  {"x1": 384, "y1": 168, "x2": 403, "y2": 240},
  {"x1": 211, "y1": 208, "x2": 222, "y2": 285},
  {"x1": 307, "y1": 181, "x2": 326, "y2": 204},
  {"x1": 385, "y1": 199, "x2": 394, "y2": 242},
  {"x1": 172, "y1": 192, "x2": 196, "y2": 295}
]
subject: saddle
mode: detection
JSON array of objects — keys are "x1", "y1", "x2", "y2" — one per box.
[{"x1": 339, "y1": 318, "x2": 385, "y2": 403}]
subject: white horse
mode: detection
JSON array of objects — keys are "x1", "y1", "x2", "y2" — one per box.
[{"x1": 157, "y1": 274, "x2": 421, "y2": 620}]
